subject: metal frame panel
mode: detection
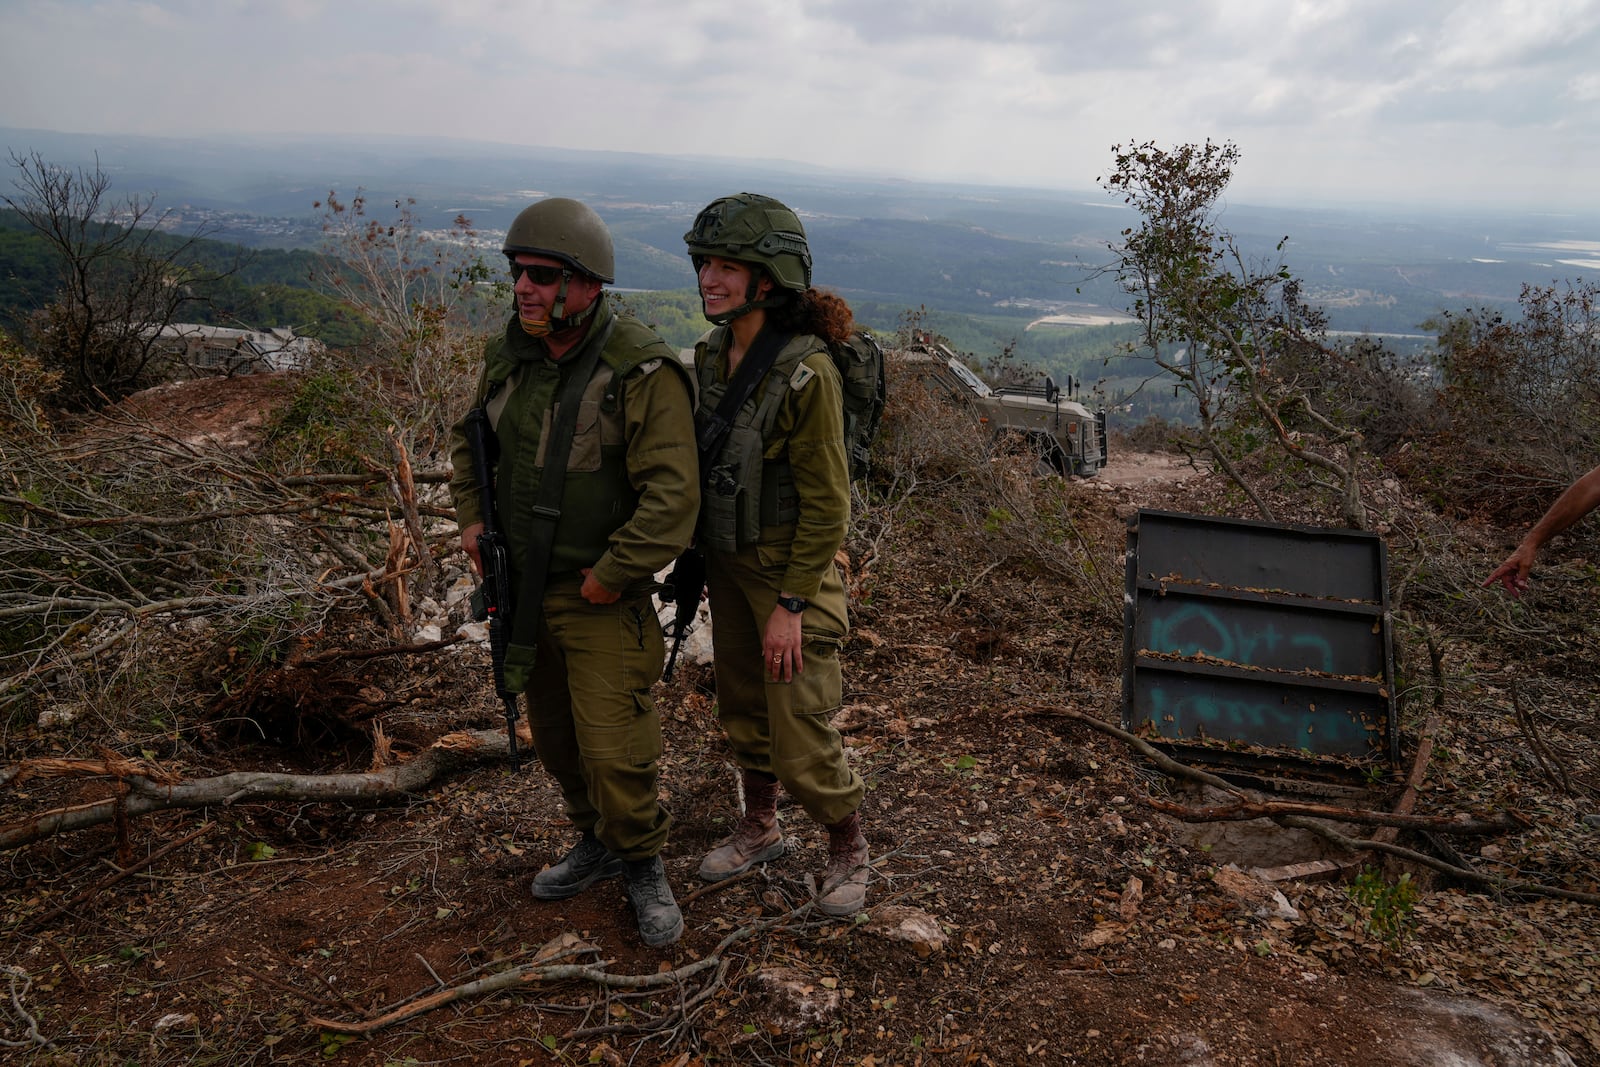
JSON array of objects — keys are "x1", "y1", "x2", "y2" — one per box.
[{"x1": 1122, "y1": 509, "x2": 1399, "y2": 777}]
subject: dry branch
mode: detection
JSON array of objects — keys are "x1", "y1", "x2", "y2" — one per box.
[
  {"x1": 307, "y1": 950, "x2": 719, "y2": 1036},
  {"x1": 1145, "y1": 795, "x2": 1517, "y2": 834},
  {"x1": 1276, "y1": 815, "x2": 1600, "y2": 906},
  {"x1": 1038, "y1": 703, "x2": 1597, "y2": 905},
  {"x1": 3, "y1": 749, "x2": 179, "y2": 789},
  {"x1": 0, "y1": 728, "x2": 513, "y2": 850},
  {"x1": 307, "y1": 894, "x2": 841, "y2": 1039}
]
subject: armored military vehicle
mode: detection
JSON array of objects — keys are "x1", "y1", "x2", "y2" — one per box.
[{"x1": 894, "y1": 337, "x2": 1108, "y2": 476}]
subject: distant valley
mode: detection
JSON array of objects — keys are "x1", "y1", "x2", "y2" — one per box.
[{"x1": 5, "y1": 126, "x2": 1598, "y2": 420}]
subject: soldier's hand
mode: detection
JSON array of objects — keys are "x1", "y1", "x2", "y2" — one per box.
[
  {"x1": 1483, "y1": 551, "x2": 1532, "y2": 597},
  {"x1": 764, "y1": 607, "x2": 804, "y2": 682},
  {"x1": 580, "y1": 568, "x2": 621, "y2": 605},
  {"x1": 461, "y1": 522, "x2": 485, "y2": 577}
]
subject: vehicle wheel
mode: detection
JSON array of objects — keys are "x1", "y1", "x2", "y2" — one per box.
[{"x1": 1031, "y1": 434, "x2": 1070, "y2": 476}]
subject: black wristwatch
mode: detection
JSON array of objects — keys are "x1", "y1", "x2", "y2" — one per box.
[{"x1": 776, "y1": 594, "x2": 809, "y2": 614}]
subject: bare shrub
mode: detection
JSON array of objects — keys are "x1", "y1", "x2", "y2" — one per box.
[
  {"x1": 853, "y1": 361, "x2": 1120, "y2": 628},
  {"x1": 4, "y1": 151, "x2": 242, "y2": 409},
  {"x1": 0, "y1": 373, "x2": 453, "y2": 738},
  {"x1": 1112, "y1": 415, "x2": 1182, "y2": 454},
  {"x1": 0, "y1": 191, "x2": 501, "y2": 744},
  {"x1": 1412, "y1": 280, "x2": 1600, "y2": 526}
]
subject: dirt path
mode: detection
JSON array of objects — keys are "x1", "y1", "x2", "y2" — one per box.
[{"x1": 1097, "y1": 448, "x2": 1200, "y2": 487}]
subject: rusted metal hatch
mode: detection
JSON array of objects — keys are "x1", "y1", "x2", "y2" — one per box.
[{"x1": 1122, "y1": 509, "x2": 1398, "y2": 777}]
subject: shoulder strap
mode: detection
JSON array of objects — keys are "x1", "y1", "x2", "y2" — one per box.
[
  {"x1": 509, "y1": 315, "x2": 616, "y2": 652},
  {"x1": 695, "y1": 327, "x2": 793, "y2": 478}
]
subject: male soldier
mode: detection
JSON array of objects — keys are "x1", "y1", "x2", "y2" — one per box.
[{"x1": 448, "y1": 198, "x2": 699, "y2": 947}]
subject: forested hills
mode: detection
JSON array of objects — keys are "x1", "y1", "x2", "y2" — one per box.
[{"x1": 6, "y1": 127, "x2": 1599, "y2": 424}]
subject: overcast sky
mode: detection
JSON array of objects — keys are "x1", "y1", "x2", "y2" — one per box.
[{"x1": 2, "y1": 0, "x2": 1597, "y2": 212}]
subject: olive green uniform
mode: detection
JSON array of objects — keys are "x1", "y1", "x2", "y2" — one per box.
[
  {"x1": 449, "y1": 296, "x2": 699, "y2": 859},
  {"x1": 694, "y1": 328, "x2": 865, "y2": 826}
]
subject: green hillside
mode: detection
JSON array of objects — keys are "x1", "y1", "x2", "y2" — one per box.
[{"x1": 0, "y1": 209, "x2": 368, "y2": 345}]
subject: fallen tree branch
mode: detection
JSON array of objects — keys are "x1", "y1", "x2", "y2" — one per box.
[
  {"x1": 290, "y1": 637, "x2": 459, "y2": 667},
  {"x1": 0, "y1": 728, "x2": 515, "y2": 850},
  {"x1": 1146, "y1": 795, "x2": 1519, "y2": 834},
  {"x1": 1033, "y1": 704, "x2": 1596, "y2": 905},
  {"x1": 1275, "y1": 815, "x2": 1600, "y2": 906},
  {"x1": 1375, "y1": 629, "x2": 1448, "y2": 843},
  {"x1": 1021, "y1": 704, "x2": 1243, "y2": 794},
  {"x1": 309, "y1": 875, "x2": 855, "y2": 1039},
  {"x1": 0, "y1": 965, "x2": 54, "y2": 1050},
  {"x1": 307, "y1": 939, "x2": 720, "y2": 1036}
]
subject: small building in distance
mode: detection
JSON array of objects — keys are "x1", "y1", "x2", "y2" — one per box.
[{"x1": 143, "y1": 324, "x2": 323, "y2": 378}]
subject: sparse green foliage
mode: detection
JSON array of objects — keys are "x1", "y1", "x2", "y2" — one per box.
[
  {"x1": 261, "y1": 367, "x2": 371, "y2": 469},
  {"x1": 1099, "y1": 140, "x2": 1377, "y2": 528},
  {"x1": 1346, "y1": 867, "x2": 1419, "y2": 947},
  {"x1": 611, "y1": 289, "x2": 707, "y2": 349}
]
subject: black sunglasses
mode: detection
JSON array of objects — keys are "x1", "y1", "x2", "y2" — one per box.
[{"x1": 510, "y1": 263, "x2": 568, "y2": 285}]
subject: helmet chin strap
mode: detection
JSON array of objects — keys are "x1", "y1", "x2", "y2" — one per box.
[
  {"x1": 519, "y1": 272, "x2": 596, "y2": 337},
  {"x1": 703, "y1": 271, "x2": 785, "y2": 326}
]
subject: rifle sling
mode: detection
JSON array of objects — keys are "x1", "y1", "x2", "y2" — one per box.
[
  {"x1": 508, "y1": 316, "x2": 616, "y2": 656},
  {"x1": 697, "y1": 326, "x2": 793, "y2": 480}
]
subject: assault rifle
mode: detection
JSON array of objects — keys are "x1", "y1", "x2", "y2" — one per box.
[
  {"x1": 659, "y1": 545, "x2": 705, "y2": 682},
  {"x1": 463, "y1": 405, "x2": 522, "y2": 770}
]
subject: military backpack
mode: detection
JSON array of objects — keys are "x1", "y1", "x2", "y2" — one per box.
[{"x1": 829, "y1": 329, "x2": 887, "y2": 481}]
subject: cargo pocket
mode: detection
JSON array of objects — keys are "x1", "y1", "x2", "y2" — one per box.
[
  {"x1": 755, "y1": 528, "x2": 794, "y2": 570},
  {"x1": 565, "y1": 399, "x2": 604, "y2": 472},
  {"x1": 792, "y1": 631, "x2": 843, "y2": 715},
  {"x1": 620, "y1": 598, "x2": 665, "y2": 691},
  {"x1": 628, "y1": 689, "x2": 663, "y2": 765}
]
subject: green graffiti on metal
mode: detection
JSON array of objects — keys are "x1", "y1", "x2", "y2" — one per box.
[
  {"x1": 1145, "y1": 686, "x2": 1376, "y2": 754},
  {"x1": 1146, "y1": 603, "x2": 1337, "y2": 674}
]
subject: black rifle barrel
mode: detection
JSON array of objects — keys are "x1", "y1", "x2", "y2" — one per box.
[{"x1": 463, "y1": 407, "x2": 522, "y2": 770}]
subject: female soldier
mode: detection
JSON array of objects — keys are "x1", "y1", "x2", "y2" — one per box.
[{"x1": 683, "y1": 193, "x2": 869, "y2": 916}]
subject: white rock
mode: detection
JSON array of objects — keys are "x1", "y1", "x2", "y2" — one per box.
[
  {"x1": 39, "y1": 704, "x2": 82, "y2": 729},
  {"x1": 444, "y1": 575, "x2": 477, "y2": 609},
  {"x1": 864, "y1": 905, "x2": 949, "y2": 957}
]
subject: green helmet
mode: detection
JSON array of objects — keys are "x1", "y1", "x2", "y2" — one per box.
[
  {"x1": 684, "y1": 193, "x2": 812, "y2": 292},
  {"x1": 503, "y1": 197, "x2": 614, "y2": 283}
]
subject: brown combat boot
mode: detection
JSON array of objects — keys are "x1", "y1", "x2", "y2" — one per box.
[
  {"x1": 817, "y1": 810, "x2": 870, "y2": 917},
  {"x1": 698, "y1": 770, "x2": 785, "y2": 882}
]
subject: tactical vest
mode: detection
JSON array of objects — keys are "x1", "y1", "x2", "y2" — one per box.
[
  {"x1": 694, "y1": 330, "x2": 827, "y2": 552},
  {"x1": 481, "y1": 306, "x2": 685, "y2": 578}
]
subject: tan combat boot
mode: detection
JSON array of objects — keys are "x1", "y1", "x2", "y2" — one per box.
[
  {"x1": 698, "y1": 770, "x2": 785, "y2": 882},
  {"x1": 817, "y1": 810, "x2": 869, "y2": 917}
]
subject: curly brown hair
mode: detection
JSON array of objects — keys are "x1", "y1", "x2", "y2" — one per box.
[{"x1": 768, "y1": 287, "x2": 855, "y2": 345}]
